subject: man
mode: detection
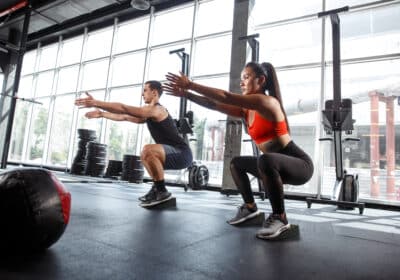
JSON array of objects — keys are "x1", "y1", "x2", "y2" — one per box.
[{"x1": 75, "y1": 80, "x2": 193, "y2": 206}]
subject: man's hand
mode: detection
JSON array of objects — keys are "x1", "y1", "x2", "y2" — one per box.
[{"x1": 75, "y1": 92, "x2": 96, "y2": 108}]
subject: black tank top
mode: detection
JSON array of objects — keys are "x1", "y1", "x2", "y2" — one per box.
[{"x1": 146, "y1": 105, "x2": 188, "y2": 148}]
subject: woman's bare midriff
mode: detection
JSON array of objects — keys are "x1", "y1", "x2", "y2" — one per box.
[{"x1": 257, "y1": 134, "x2": 291, "y2": 154}]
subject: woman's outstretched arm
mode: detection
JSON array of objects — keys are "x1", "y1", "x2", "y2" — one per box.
[
  {"x1": 165, "y1": 72, "x2": 266, "y2": 111},
  {"x1": 163, "y1": 83, "x2": 244, "y2": 118}
]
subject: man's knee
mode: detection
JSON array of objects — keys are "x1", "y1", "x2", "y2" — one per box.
[{"x1": 141, "y1": 145, "x2": 154, "y2": 162}]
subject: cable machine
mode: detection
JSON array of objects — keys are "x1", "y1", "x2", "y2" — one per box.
[
  {"x1": 238, "y1": 33, "x2": 266, "y2": 200},
  {"x1": 306, "y1": 6, "x2": 365, "y2": 214},
  {"x1": 169, "y1": 48, "x2": 209, "y2": 191}
]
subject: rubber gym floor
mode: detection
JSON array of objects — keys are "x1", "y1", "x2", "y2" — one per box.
[{"x1": 1, "y1": 172, "x2": 399, "y2": 280}]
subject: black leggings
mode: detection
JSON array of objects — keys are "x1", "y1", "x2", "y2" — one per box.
[{"x1": 230, "y1": 141, "x2": 313, "y2": 214}]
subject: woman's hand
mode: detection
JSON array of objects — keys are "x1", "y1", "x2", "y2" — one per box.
[
  {"x1": 162, "y1": 82, "x2": 189, "y2": 98},
  {"x1": 85, "y1": 109, "x2": 103, "y2": 119},
  {"x1": 165, "y1": 72, "x2": 191, "y2": 90},
  {"x1": 75, "y1": 92, "x2": 96, "y2": 108}
]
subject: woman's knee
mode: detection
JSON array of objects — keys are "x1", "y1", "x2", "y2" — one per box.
[
  {"x1": 257, "y1": 154, "x2": 277, "y2": 174},
  {"x1": 230, "y1": 156, "x2": 244, "y2": 172}
]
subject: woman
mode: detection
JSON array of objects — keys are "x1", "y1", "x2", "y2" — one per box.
[{"x1": 164, "y1": 62, "x2": 313, "y2": 239}]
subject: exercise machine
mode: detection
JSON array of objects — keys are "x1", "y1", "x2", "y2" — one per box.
[
  {"x1": 169, "y1": 48, "x2": 209, "y2": 191},
  {"x1": 306, "y1": 7, "x2": 365, "y2": 214},
  {"x1": 221, "y1": 33, "x2": 266, "y2": 200}
]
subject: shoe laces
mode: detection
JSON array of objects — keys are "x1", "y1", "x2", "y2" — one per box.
[
  {"x1": 145, "y1": 185, "x2": 157, "y2": 198},
  {"x1": 264, "y1": 214, "x2": 283, "y2": 227},
  {"x1": 239, "y1": 204, "x2": 257, "y2": 213},
  {"x1": 238, "y1": 204, "x2": 248, "y2": 213}
]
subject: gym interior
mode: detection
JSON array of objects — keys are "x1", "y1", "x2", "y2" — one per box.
[{"x1": 0, "y1": 0, "x2": 399, "y2": 279}]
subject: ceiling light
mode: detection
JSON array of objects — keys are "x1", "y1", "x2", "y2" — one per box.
[{"x1": 131, "y1": 0, "x2": 150, "y2": 10}]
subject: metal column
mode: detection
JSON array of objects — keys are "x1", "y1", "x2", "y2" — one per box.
[{"x1": 0, "y1": 3, "x2": 31, "y2": 168}]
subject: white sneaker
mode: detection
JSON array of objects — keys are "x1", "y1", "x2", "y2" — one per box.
[
  {"x1": 256, "y1": 214, "x2": 290, "y2": 240},
  {"x1": 227, "y1": 204, "x2": 260, "y2": 225}
]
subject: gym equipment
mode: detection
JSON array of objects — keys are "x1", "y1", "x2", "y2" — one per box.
[
  {"x1": 238, "y1": 33, "x2": 259, "y2": 62},
  {"x1": 121, "y1": 154, "x2": 144, "y2": 183},
  {"x1": 140, "y1": 197, "x2": 176, "y2": 209},
  {"x1": 0, "y1": 3, "x2": 31, "y2": 169},
  {"x1": 187, "y1": 161, "x2": 209, "y2": 190},
  {"x1": 170, "y1": 47, "x2": 209, "y2": 190},
  {"x1": 0, "y1": 168, "x2": 71, "y2": 253},
  {"x1": 84, "y1": 142, "x2": 107, "y2": 177},
  {"x1": 0, "y1": 92, "x2": 43, "y2": 105},
  {"x1": 170, "y1": 47, "x2": 193, "y2": 142},
  {"x1": 169, "y1": 48, "x2": 193, "y2": 143},
  {"x1": 222, "y1": 33, "x2": 266, "y2": 200},
  {"x1": 175, "y1": 158, "x2": 209, "y2": 191},
  {"x1": 104, "y1": 160, "x2": 123, "y2": 179},
  {"x1": 70, "y1": 129, "x2": 97, "y2": 175},
  {"x1": 306, "y1": 6, "x2": 365, "y2": 214}
]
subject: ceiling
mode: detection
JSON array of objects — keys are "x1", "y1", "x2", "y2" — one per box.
[{"x1": 0, "y1": 0, "x2": 191, "y2": 49}]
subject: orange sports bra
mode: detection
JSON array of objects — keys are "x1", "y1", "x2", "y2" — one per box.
[{"x1": 246, "y1": 110, "x2": 289, "y2": 144}]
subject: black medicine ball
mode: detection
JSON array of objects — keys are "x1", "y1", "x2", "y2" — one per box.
[{"x1": 0, "y1": 168, "x2": 71, "y2": 253}]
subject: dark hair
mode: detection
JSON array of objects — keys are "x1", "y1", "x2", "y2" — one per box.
[
  {"x1": 245, "y1": 61, "x2": 290, "y2": 133},
  {"x1": 145, "y1": 80, "x2": 163, "y2": 97}
]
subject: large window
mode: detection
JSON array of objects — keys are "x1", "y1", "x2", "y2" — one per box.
[
  {"x1": 188, "y1": 76, "x2": 229, "y2": 185},
  {"x1": 252, "y1": 0, "x2": 322, "y2": 25},
  {"x1": 105, "y1": 87, "x2": 142, "y2": 160},
  {"x1": 114, "y1": 18, "x2": 149, "y2": 54},
  {"x1": 59, "y1": 37, "x2": 83, "y2": 67},
  {"x1": 251, "y1": 0, "x2": 400, "y2": 205},
  {"x1": 195, "y1": 0, "x2": 234, "y2": 36},
  {"x1": 56, "y1": 66, "x2": 79, "y2": 94},
  {"x1": 151, "y1": 5, "x2": 194, "y2": 45},
  {"x1": 84, "y1": 28, "x2": 113, "y2": 61},
  {"x1": 147, "y1": 43, "x2": 190, "y2": 81},
  {"x1": 192, "y1": 35, "x2": 232, "y2": 76},
  {"x1": 80, "y1": 59, "x2": 109, "y2": 91},
  {"x1": 325, "y1": 5, "x2": 400, "y2": 60},
  {"x1": 20, "y1": 49, "x2": 37, "y2": 75},
  {"x1": 26, "y1": 98, "x2": 50, "y2": 164},
  {"x1": 47, "y1": 94, "x2": 75, "y2": 166},
  {"x1": 8, "y1": 75, "x2": 33, "y2": 161},
  {"x1": 9, "y1": 0, "x2": 400, "y2": 206},
  {"x1": 35, "y1": 71, "x2": 55, "y2": 97},
  {"x1": 258, "y1": 19, "x2": 322, "y2": 67},
  {"x1": 323, "y1": 59, "x2": 400, "y2": 201},
  {"x1": 37, "y1": 45, "x2": 57, "y2": 71},
  {"x1": 7, "y1": 0, "x2": 233, "y2": 181},
  {"x1": 111, "y1": 52, "x2": 146, "y2": 87}
]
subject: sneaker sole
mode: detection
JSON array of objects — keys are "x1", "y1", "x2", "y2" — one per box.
[
  {"x1": 140, "y1": 195, "x2": 173, "y2": 207},
  {"x1": 256, "y1": 223, "x2": 291, "y2": 240},
  {"x1": 227, "y1": 210, "x2": 261, "y2": 225}
]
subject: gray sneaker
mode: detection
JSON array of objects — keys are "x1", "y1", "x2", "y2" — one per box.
[
  {"x1": 227, "y1": 204, "x2": 260, "y2": 225},
  {"x1": 140, "y1": 189, "x2": 172, "y2": 207},
  {"x1": 256, "y1": 214, "x2": 290, "y2": 240},
  {"x1": 139, "y1": 185, "x2": 157, "y2": 202}
]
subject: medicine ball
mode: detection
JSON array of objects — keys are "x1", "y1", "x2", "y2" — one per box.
[{"x1": 0, "y1": 168, "x2": 71, "y2": 253}]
